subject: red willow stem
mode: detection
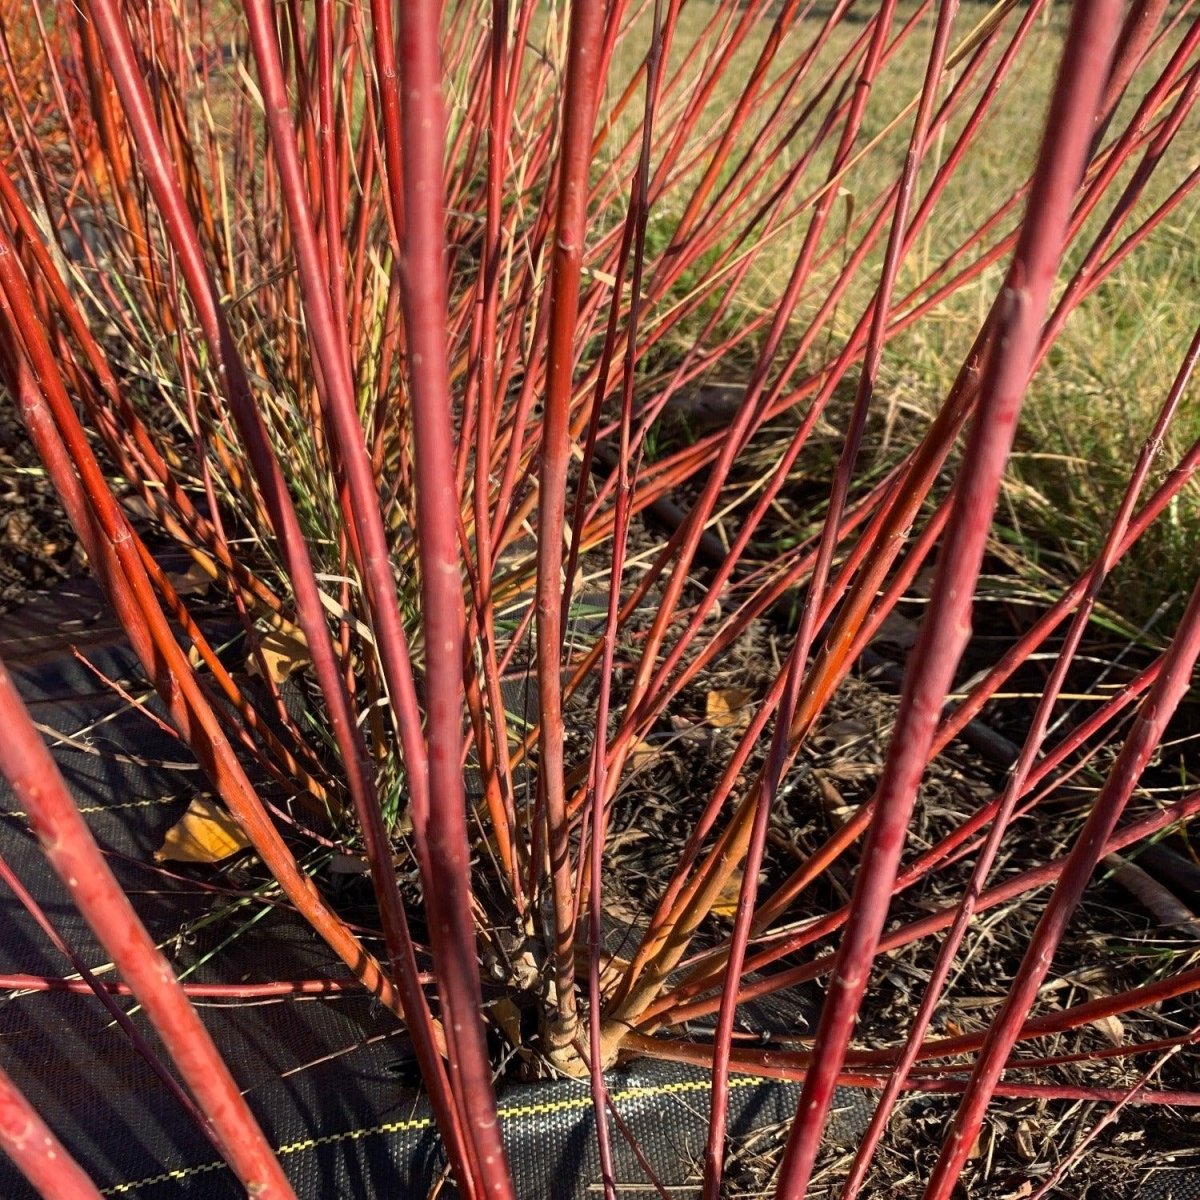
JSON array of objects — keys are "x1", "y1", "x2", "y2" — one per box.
[
  {"x1": 614, "y1": 1, "x2": 924, "y2": 754},
  {"x1": 774, "y1": 5, "x2": 1123, "y2": 1192},
  {"x1": 573, "y1": 121, "x2": 916, "y2": 710},
  {"x1": 605, "y1": 131, "x2": 974, "y2": 1043},
  {"x1": 638, "y1": 1030, "x2": 1196, "y2": 1081},
  {"x1": 559, "y1": 0, "x2": 684, "y2": 627},
  {"x1": 0, "y1": 169, "x2": 285, "y2": 627},
  {"x1": 314, "y1": 0, "x2": 348, "y2": 344},
  {"x1": 623, "y1": 1030, "x2": 1200, "y2": 1108},
  {"x1": 581, "y1": 3, "x2": 667, "y2": 1191},
  {"x1": 0, "y1": 656, "x2": 294, "y2": 1198},
  {"x1": 20, "y1": 19, "x2": 467, "y2": 1132},
  {"x1": 534, "y1": 0, "x2": 609, "y2": 1058},
  {"x1": 455, "y1": 0, "x2": 525, "y2": 910},
  {"x1": 1027, "y1": 1039, "x2": 1197, "y2": 1200},
  {"x1": 238, "y1": 0, "x2": 480, "y2": 1174},
  {"x1": 656, "y1": 759, "x2": 1200, "y2": 1029},
  {"x1": 659, "y1": 0, "x2": 834, "y2": 255},
  {"x1": 636, "y1": 914, "x2": 1200, "y2": 1079},
  {"x1": 0, "y1": 233, "x2": 404, "y2": 1022},
  {"x1": 241, "y1": 0, "x2": 437, "y2": 1007},
  {"x1": 844, "y1": 312, "x2": 1200, "y2": 1197},
  {"x1": 696, "y1": 66, "x2": 1200, "y2": 965},
  {"x1": 704, "y1": 4, "x2": 955, "y2": 1190},
  {"x1": 0, "y1": 974, "x2": 367, "y2": 999},
  {"x1": 0, "y1": 1064, "x2": 103, "y2": 1199},
  {"x1": 1097, "y1": 0, "x2": 1172, "y2": 141},
  {"x1": 643, "y1": 1, "x2": 896, "y2": 312},
  {"x1": 670, "y1": 638, "x2": 1143, "y2": 1005},
  {"x1": 924, "y1": 403, "x2": 1200, "y2": 1200},
  {"x1": 738, "y1": 180, "x2": 1200, "y2": 946},
  {"x1": 925, "y1": 575, "x2": 1200, "y2": 1194},
  {"x1": 0, "y1": 853, "x2": 216, "y2": 1147},
  {"x1": 6, "y1": 2, "x2": 1200, "y2": 1195},
  {"x1": 591, "y1": 19, "x2": 906, "y2": 973},
  {"x1": 604, "y1": 2, "x2": 1167, "y2": 535},
  {"x1": 388, "y1": 0, "x2": 515, "y2": 1194},
  {"x1": 872, "y1": 959, "x2": 1200, "y2": 1069}
]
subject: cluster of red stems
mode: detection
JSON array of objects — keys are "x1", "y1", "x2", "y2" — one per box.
[{"x1": 0, "y1": 0, "x2": 1197, "y2": 1196}]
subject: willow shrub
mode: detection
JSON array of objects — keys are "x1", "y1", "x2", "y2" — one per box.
[{"x1": 0, "y1": 1, "x2": 1198, "y2": 1197}]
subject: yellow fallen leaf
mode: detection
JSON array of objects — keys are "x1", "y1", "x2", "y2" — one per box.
[
  {"x1": 246, "y1": 626, "x2": 310, "y2": 683},
  {"x1": 488, "y1": 997, "x2": 535, "y2": 1064},
  {"x1": 706, "y1": 687, "x2": 754, "y2": 730},
  {"x1": 155, "y1": 796, "x2": 251, "y2": 864},
  {"x1": 490, "y1": 997, "x2": 524, "y2": 1050},
  {"x1": 711, "y1": 867, "x2": 745, "y2": 918}
]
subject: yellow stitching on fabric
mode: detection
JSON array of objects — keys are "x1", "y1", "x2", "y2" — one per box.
[
  {"x1": 3, "y1": 795, "x2": 181, "y2": 822},
  {"x1": 102, "y1": 1115, "x2": 438, "y2": 1194},
  {"x1": 102, "y1": 1073, "x2": 784, "y2": 1194},
  {"x1": 103, "y1": 1160, "x2": 229, "y2": 1194}
]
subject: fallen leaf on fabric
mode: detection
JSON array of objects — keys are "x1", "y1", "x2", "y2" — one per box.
[
  {"x1": 155, "y1": 796, "x2": 251, "y2": 863},
  {"x1": 246, "y1": 626, "x2": 310, "y2": 683}
]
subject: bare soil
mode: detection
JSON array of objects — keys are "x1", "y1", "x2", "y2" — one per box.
[{"x1": 0, "y1": 388, "x2": 83, "y2": 613}]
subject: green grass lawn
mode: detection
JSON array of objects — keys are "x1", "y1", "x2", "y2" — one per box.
[{"x1": 591, "y1": 1, "x2": 1200, "y2": 632}]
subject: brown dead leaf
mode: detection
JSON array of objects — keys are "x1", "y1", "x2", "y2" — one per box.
[
  {"x1": 167, "y1": 560, "x2": 215, "y2": 596},
  {"x1": 490, "y1": 997, "x2": 524, "y2": 1049},
  {"x1": 816, "y1": 772, "x2": 853, "y2": 828},
  {"x1": 1090, "y1": 1012, "x2": 1124, "y2": 1046},
  {"x1": 3, "y1": 513, "x2": 31, "y2": 543},
  {"x1": 328, "y1": 851, "x2": 406, "y2": 876},
  {"x1": 965, "y1": 1127, "x2": 983, "y2": 1162},
  {"x1": 819, "y1": 717, "x2": 871, "y2": 747},
  {"x1": 155, "y1": 796, "x2": 251, "y2": 864},
  {"x1": 667, "y1": 714, "x2": 708, "y2": 742},
  {"x1": 488, "y1": 997, "x2": 535, "y2": 1063},
  {"x1": 247, "y1": 626, "x2": 310, "y2": 683},
  {"x1": 627, "y1": 739, "x2": 659, "y2": 772},
  {"x1": 1014, "y1": 1118, "x2": 1037, "y2": 1163},
  {"x1": 706, "y1": 687, "x2": 754, "y2": 730}
]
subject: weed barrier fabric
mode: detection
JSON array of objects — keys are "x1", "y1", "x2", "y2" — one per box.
[{"x1": 0, "y1": 601, "x2": 1186, "y2": 1199}]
